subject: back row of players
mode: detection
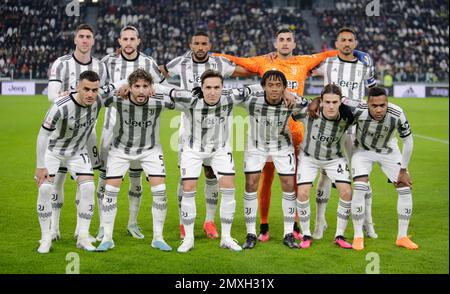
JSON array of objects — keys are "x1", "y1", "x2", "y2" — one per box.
[{"x1": 34, "y1": 24, "x2": 417, "y2": 253}]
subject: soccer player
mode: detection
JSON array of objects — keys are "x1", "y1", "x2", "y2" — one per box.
[
  {"x1": 350, "y1": 87, "x2": 417, "y2": 250},
  {"x1": 312, "y1": 27, "x2": 378, "y2": 240},
  {"x1": 160, "y1": 31, "x2": 252, "y2": 240},
  {"x1": 35, "y1": 70, "x2": 120, "y2": 253},
  {"x1": 170, "y1": 70, "x2": 246, "y2": 253},
  {"x1": 215, "y1": 28, "x2": 340, "y2": 241},
  {"x1": 96, "y1": 69, "x2": 174, "y2": 252},
  {"x1": 97, "y1": 25, "x2": 166, "y2": 241},
  {"x1": 47, "y1": 24, "x2": 107, "y2": 242},
  {"x1": 293, "y1": 84, "x2": 363, "y2": 249},
  {"x1": 239, "y1": 70, "x2": 309, "y2": 250}
]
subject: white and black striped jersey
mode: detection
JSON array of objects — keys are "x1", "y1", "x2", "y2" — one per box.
[
  {"x1": 164, "y1": 51, "x2": 236, "y2": 90},
  {"x1": 315, "y1": 56, "x2": 376, "y2": 100},
  {"x1": 170, "y1": 87, "x2": 244, "y2": 153},
  {"x1": 42, "y1": 84, "x2": 117, "y2": 156},
  {"x1": 352, "y1": 102, "x2": 412, "y2": 154},
  {"x1": 294, "y1": 102, "x2": 365, "y2": 160},
  {"x1": 48, "y1": 53, "x2": 107, "y2": 91},
  {"x1": 104, "y1": 85, "x2": 175, "y2": 155},
  {"x1": 239, "y1": 85, "x2": 309, "y2": 152},
  {"x1": 164, "y1": 51, "x2": 237, "y2": 148},
  {"x1": 101, "y1": 52, "x2": 165, "y2": 130}
]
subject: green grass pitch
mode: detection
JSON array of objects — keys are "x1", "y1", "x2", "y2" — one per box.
[{"x1": 0, "y1": 95, "x2": 448, "y2": 274}]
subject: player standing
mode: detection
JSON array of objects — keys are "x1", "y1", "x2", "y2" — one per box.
[
  {"x1": 160, "y1": 32, "x2": 252, "y2": 240},
  {"x1": 47, "y1": 24, "x2": 106, "y2": 242},
  {"x1": 293, "y1": 84, "x2": 363, "y2": 249},
  {"x1": 215, "y1": 28, "x2": 339, "y2": 241},
  {"x1": 169, "y1": 70, "x2": 247, "y2": 253},
  {"x1": 96, "y1": 69, "x2": 174, "y2": 252},
  {"x1": 35, "y1": 71, "x2": 118, "y2": 253},
  {"x1": 312, "y1": 27, "x2": 378, "y2": 240},
  {"x1": 239, "y1": 70, "x2": 308, "y2": 250},
  {"x1": 350, "y1": 87, "x2": 417, "y2": 250},
  {"x1": 97, "y1": 26, "x2": 166, "y2": 241}
]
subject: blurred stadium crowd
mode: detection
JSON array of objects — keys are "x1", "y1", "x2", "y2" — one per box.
[{"x1": 0, "y1": 0, "x2": 448, "y2": 82}]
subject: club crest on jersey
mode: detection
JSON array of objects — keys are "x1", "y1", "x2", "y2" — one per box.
[
  {"x1": 292, "y1": 68, "x2": 297, "y2": 75},
  {"x1": 188, "y1": 74, "x2": 201, "y2": 84},
  {"x1": 287, "y1": 80, "x2": 298, "y2": 90}
]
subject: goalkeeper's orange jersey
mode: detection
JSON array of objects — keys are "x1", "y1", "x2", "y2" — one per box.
[
  {"x1": 214, "y1": 50, "x2": 338, "y2": 96},
  {"x1": 214, "y1": 50, "x2": 338, "y2": 147}
]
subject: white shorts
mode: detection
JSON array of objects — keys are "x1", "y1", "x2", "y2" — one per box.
[
  {"x1": 244, "y1": 147, "x2": 296, "y2": 176},
  {"x1": 297, "y1": 152, "x2": 351, "y2": 185},
  {"x1": 57, "y1": 129, "x2": 99, "y2": 173},
  {"x1": 351, "y1": 147, "x2": 403, "y2": 183},
  {"x1": 106, "y1": 146, "x2": 165, "y2": 179},
  {"x1": 180, "y1": 146, "x2": 235, "y2": 180},
  {"x1": 46, "y1": 148, "x2": 94, "y2": 179}
]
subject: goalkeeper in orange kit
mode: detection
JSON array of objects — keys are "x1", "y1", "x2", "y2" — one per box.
[{"x1": 215, "y1": 28, "x2": 339, "y2": 241}]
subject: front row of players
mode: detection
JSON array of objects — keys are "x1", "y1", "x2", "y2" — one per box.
[{"x1": 35, "y1": 68, "x2": 418, "y2": 253}]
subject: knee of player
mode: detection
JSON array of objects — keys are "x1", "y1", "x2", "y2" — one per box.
[
  {"x1": 245, "y1": 182, "x2": 258, "y2": 193},
  {"x1": 245, "y1": 175, "x2": 259, "y2": 192},
  {"x1": 182, "y1": 180, "x2": 197, "y2": 192},
  {"x1": 353, "y1": 175, "x2": 369, "y2": 183},
  {"x1": 296, "y1": 186, "x2": 311, "y2": 201},
  {"x1": 106, "y1": 178, "x2": 122, "y2": 188},
  {"x1": 218, "y1": 176, "x2": 235, "y2": 189},
  {"x1": 338, "y1": 186, "x2": 352, "y2": 201},
  {"x1": 280, "y1": 176, "x2": 295, "y2": 192}
]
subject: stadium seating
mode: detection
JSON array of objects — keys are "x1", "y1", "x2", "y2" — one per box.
[
  {"x1": 0, "y1": 0, "x2": 448, "y2": 82},
  {"x1": 314, "y1": 0, "x2": 449, "y2": 82}
]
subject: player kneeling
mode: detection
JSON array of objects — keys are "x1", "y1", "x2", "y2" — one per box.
[{"x1": 97, "y1": 69, "x2": 174, "y2": 252}]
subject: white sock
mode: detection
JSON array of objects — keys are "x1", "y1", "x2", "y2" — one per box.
[
  {"x1": 177, "y1": 178, "x2": 183, "y2": 225},
  {"x1": 352, "y1": 182, "x2": 369, "y2": 238},
  {"x1": 128, "y1": 171, "x2": 142, "y2": 226},
  {"x1": 77, "y1": 180, "x2": 95, "y2": 239},
  {"x1": 244, "y1": 191, "x2": 258, "y2": 235},
  {"x1": 37, "y1": 183, "x2": 53, "y2": 240},
  {"x1": 151, "y1": 184, "x2": 167, "y2": 241},
  {"x1": 181, "y1": 190, "x2": 196, "y2": 239},
  {"x1": 336, "y1": 199, "x2": 351, "y2": 237},
  {"x1": 74, "y1": 186, "x2": 81, "y2": 237},
  {"x1": 282, "y1": 192, "x2": 296, "y2": 236},
  {"x1": 364, "y1": 182, "x2": 374, "y2": 226},
  {"x1": 220, "y1": 188, "x2": 236, "y2": 239},
  {"x1": 102, "y1": 184, "x2": 119, "y2": 241},
  {"x1": 316, "y1": 171, "x2": 331, "y2": 225},
  {"x1": 397, "y1": 187, "x2": 413, "y2": 239},
  {"x1": 204, "y1": 177, "x2": 219, "y2": 222},
  {"x1": 50, "y1": 171, "x2": 66, "y2": 234},
  {"x1": 297, "y1": 199, "x2": 311, "y2": 237},
  {"x1": 96, "y1": 170, "x2": 106, "y2": 228}
]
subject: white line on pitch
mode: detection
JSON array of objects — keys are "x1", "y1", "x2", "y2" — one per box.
[{"x1": 413, "y1": 134, "x2": 449, "y2": 144}]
